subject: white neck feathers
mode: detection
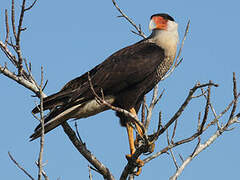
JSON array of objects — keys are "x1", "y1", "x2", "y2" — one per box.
[{"x1": 148, "y1": 21, "x2": 179, "y2": 57}]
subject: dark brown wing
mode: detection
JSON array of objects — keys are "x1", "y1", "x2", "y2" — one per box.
[
  {"x1": 68, "y1": 41, "x2": 165, "y2": 103},
  {"x1": 30, "y1": 41, "x2": 165, "y2": 140},
  {"x1": 32, "y1": 41, "x2": 165, "y2": 114}
]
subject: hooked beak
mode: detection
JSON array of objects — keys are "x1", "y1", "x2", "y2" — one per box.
[
  {"x1": 149, "y1": 19, "x2": 156, "y2": 31},
  {"x1": 149, "y1": 17, "x2": 167, "y2": 31}
]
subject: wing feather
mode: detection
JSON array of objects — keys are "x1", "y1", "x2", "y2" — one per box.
[{"x1": 30, "y1": 41, "x2": 165, "y2": 139}]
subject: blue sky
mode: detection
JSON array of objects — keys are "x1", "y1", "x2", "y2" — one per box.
[{"x1": 1, "y1": 0, "x2": 240, "y2": 180}]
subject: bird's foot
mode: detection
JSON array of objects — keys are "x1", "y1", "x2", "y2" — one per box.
[
  {"x1": 134, "y1": 137, "x2": 156, "y2": 155},
  {"x1": 125, "y1": 154, "x2": 144, "y2": 176},
  {"x1": 145, "y1": 141, "x2": 155, "y2": 155}
]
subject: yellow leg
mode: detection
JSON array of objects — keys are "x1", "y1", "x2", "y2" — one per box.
[
  {"x1": 125, "y1": 108, "x2": 144, "y2": 176},
  {"x1": 126, "y1": 122, "x2": 135, "y2": 155},
  {"x1": 129, "y1": 108, "x2": 143, "y2": 138}
]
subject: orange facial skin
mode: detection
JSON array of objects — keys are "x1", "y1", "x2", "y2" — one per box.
[{"x1": 152, "y1": 16, "x2": 168, "y2": 30}]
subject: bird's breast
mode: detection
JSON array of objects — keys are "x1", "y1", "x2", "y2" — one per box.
[{"x1": 156, "y1": 56, "x2": 175, "y2": 82}]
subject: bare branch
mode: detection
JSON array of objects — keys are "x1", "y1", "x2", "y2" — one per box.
[
  {"x1": 11, "y1": 0, "x2": 17, "y2": 39},
  {"x1": 203, "y1": 91, "x2": 240, "y2": 132},
  {"x1": 88, "y1": 165, "x2": 93, "y2": 180},
  {"x1": 112, "y1": 0, "x2": 146, "y2": 38},
  {"x1": 228, "y1": 72, "x2": 238, "y2": 122},
  {"x1": 25, "y1": 0, "x2": 38, "y2": 11},
  {"x1": 5, "y1": 9, "x2": 10, "y2": 46},
  {"x1": 8, "y1": 152, "x2": 35, "y2": 180},
  {"x1": 145, "y1": 86, "x2": 164, "y2": 134},
  {"x1": 152, "y1": 82, "x2": 218, "y2": 140},
  {"x1": 35, "y1": 162, "x2": 49, "y2": 180},
  {"x1": 192, "y1": 90, "x2": 206, "y2": 98},
  {"x1": 0, "y1": 41, "x2": 18, "y2": 66},
  {"x1": 37, "y1": 66, "x2": 45, "y2": 180},
  {"x1": 174, "y1": 20, "x2": 190, "y2": 67},
  {"x1": 178, "y1": 154, "x2": 184, "y2": 163},
  {"x1": 61, "y1": 122, "x2": 115, "y2": 180},
  {"x1": 74, "y1": 122, "x2": 84, "y2": 144},
  {"x1": 0, "y1": 64, "x2": 45, "y2": 97},
  {"x1": 167, "y1": 130, "x2": 179, "y2": 169},
  {"x1": 141, "y1": 95, "x2": 146, "y2": 124},
  {"x1": 199, "y1": 83, "x2": 211, "y2": 132},
  {"x1": 15, "y1": 0, "x2": 27, "y2": 75},
  {"x1": 171, "y1": 118, "x2": 178, "y2": 143},
  {"x1": 169, "y1": 114, "x2": 240, "y2": 180}
]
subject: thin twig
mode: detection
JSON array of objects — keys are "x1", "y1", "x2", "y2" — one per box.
[
  {"x1": 200, "y1": 87, "x2": 220, "y2": 128},
  {"x1": 174, "y1": 20, "x2": 190, "y2": 67},
  {"x1": 152, "y1": 82, "x2": 218, "y2": 139},
  {"x1": 8, "y1": 152, "x2": 35, "y2": 180},
  {"x1": 197, "y1": 112, "x2": 201, "y2": 131},
  {"x1": 61, "y1": 122, "x2": 115, "y2": 180},
  {"x1": 141, "y1": 96, "x2": 146, "y2": 125},
  {"x1": 11, "y1": 0, "x2": 17, "y2": 39},
  {"x1": 88, "y1": 165, "x2": 93, "y2": 180},
  {"x1": 171, "y1": 118, "x2": 178, "y2": 143},
  {"x1": 169, "y1": 114, "x2": 240, "y2": 180},
  {"x1": 178, "y1": 154, "x2": 184, "y2": 163},
  {"x1": 74, "y1": 122, "x2": 84, "y2": 144},
  {"x1": 35, "y1": 162, "x2": 49, "y2": 180},
  {"x1": 199, "y1": 82, "x2": 211, "y2": 132},
  {"x1": 204, "y1": 92, "x2": 240, "y2": 131},
  {"x1": 0, "y1": 41, "x2": 18, "y2": 66},
  {"x1": 0, "y1": 64, "x2": 43, "y2": 96},
  {"x1": 5, "y1": 9, "x2": 9, "y2": 46},
  {"x1": 167, "y1": 130, "x2": 179, "y2": 169},
  {"x1": 38, "y1": 66, "x2": 45, "y2": 180},
  {"x1": 15, "y1": 0, "x2": 27, "y2": 75},
  {"x1": 25, "y1": 0, "x2": 38, "y2": 11},
  {"x1": 228, "y1": 72, "x2": 238, "y2": 122},
  {"x1": 112, "y1": 0, "x2": 146, "y2": 38},
  {"x1": 145, "y1": 85, "x2": 159, "y2": 131}
]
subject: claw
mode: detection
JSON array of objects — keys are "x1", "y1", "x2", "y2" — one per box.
[
  {"x1": 148, "y1": 142, "x2": 155, "y2": 153},
  {"x1": 134, "y1": 167, "x2": 142, "y2": 176},
  {"x1": 125, "y1": 154, "x2": 144, "y2": 176}
]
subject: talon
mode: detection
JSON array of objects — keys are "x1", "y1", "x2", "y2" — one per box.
[
  {"x1": 125, "y1": 154, "x2": 132, "y2": 161},
  {"x1": 134, "y1": 167, "x2": 142, "y2": 176},
  {"x1": 125, "y1": 154, "x2": 144, "y2": 176},
  {"x1": 148, "y1": 142, "x2": 155, "y2": 153},
  {"x1": 125, "y1": 154, "x2": 144, "y2": 167},
  {"x1": 134, "y1": 136, "x2": 141, "y2": 148},
  {"x1": 136, "y1": 158, "x2": 144, "y2": 167}
]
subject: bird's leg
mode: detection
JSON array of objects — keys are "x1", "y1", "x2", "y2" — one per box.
[
  {"x1": 129, "y1": 108, "x2": 143, "y2": 138},
  {"x1": 130, "y1": 108, "x2": 155, "y2": 154},
  {"x1": 129, "y1": 108, "x2": 144, "y2": 148},
  {"x1": 126, "y1": 123, "x2": 135, "y2": 155},
  {"x1": 125, "y1": 108, "x2": 144, "y2": 176}
]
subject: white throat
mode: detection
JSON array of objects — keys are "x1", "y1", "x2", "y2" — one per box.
[{"x1": 148, "y1": 21, "x2": 179, "y2": 57}]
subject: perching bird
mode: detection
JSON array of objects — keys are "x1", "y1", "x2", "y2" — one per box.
[{"x1": 30, "y1": 13, "x2": 179, "y2": 173}]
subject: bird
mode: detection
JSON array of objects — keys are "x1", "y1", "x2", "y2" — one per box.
[{"x1": 30, "y1": 13, "x2": 179, "y2": 174}]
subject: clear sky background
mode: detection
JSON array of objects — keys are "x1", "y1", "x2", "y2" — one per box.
[{"x1": 1, "y1": 0, "x2": 240, "y2": 180}]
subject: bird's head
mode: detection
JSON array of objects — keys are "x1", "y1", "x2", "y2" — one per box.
[
  {"x1": 148, "y1": 13, "x2": 179, "y2": 57},
  {"x1": 149, "y1": 13, "x2": 177, "y2": 32}
]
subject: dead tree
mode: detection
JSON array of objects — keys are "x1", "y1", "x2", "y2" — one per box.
[{"x1": 0, "y1": 0, "x2": 239, "y2": 180}]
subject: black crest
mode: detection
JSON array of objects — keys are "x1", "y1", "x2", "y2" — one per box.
[{"x1": 150, "y1": 13, "x2": 175, "y2": 21}]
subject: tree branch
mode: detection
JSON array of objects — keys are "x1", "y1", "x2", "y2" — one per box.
[
  {"x1": 169, "y1": 113, "x2": 240, "y2": 180},
  {"x1": 112, "y1": 0, "x2": 146, "y2": 38},
  {"x1": 61, "y1": 122, "x2": 115, "y2": 180},
  {"x1": 8, "y1": 152, "x2": 35, "y2": 180}
]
